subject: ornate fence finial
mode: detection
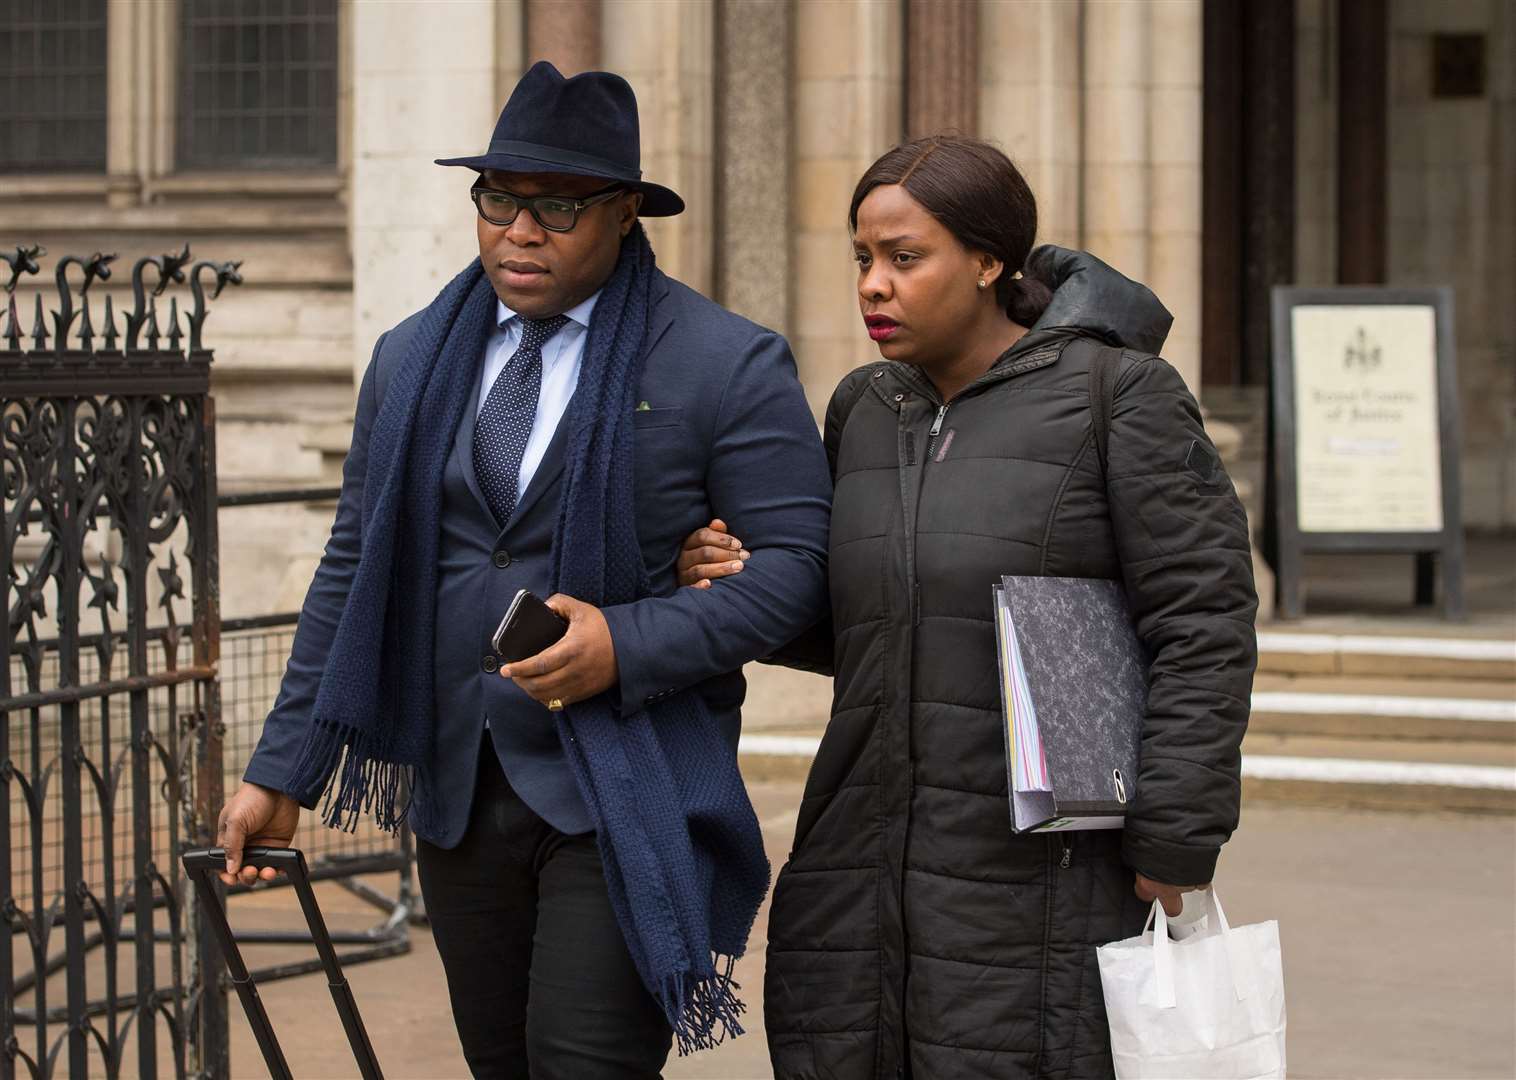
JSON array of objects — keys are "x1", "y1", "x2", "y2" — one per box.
[
  {"x1": 187, "y1": 260, "x2": 244, "y2": 351},
  {"x1": 4, "y1": 296, "x2": 20, "y2": 351},
  {"x1": 29, "y1": 294, "x2": 47, "y2": 351},
  {"x1": 2, "y1": 244, "x2": 44, "y2": 294},
  {"x1": 101, "y1": 295, "x2": 118, "y2": 350},
  {"x1": 166, "y1": 296, "x2": 183, "y2": 352},
  {"x1": 3, "y1": 245, "x2": 44, "y2": 352},
  {"x1": 78, "y1": 296, "x2": 94, "y2": 349},
  {"x1": 126, "y1": 244, "x2": 192, "y2": 351},
  {"x1": 144, "y1": 297, "x2": 160, "y2": 351},
  {"x1": 52, "y1": 252, "x2": 117, "y2": 351}
]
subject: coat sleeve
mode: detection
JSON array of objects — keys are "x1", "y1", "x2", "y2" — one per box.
[
  {"x1": 601, "y1": 331, "x2": 833, "y2": 712},
  {"x1": 758, "y1": 365, "x2": 877, "y2": 676},
  {"x1": 1104, "y1": 354, "x2": 1258, "y2": 886},
  {"x1": 241, "y1": 334, "x2": 385, "y2": 807}
]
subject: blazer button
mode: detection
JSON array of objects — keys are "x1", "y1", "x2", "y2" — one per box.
[
  {"x1": 493, "y1": 550, "x2": 512, "y2": 568},
  {"x1": 482, "y1": 654, "x2": 498, "y2": 673}
]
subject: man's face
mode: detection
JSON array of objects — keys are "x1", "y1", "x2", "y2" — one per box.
[{"x1": 474, "y1": 170, "x2": 641, "y2": 318}]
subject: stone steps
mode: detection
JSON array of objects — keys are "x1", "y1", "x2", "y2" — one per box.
[
  {"x1": 1256, "y1": 630, "x2": 1516, "y2": 681},
  {"x1": 736, "y1": 730, "x2": 1516, "y2": 814},
  {"x1": 737, "y1": 632, "x2": 1516, "y2": 815},
  {"x1": 1247, "y1": 676, "x2": 1516, "y2": 742}
]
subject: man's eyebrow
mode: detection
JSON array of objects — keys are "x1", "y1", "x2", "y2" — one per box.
[{"x1": 473, "y1": 184, "x2": 584, "y2": 198}]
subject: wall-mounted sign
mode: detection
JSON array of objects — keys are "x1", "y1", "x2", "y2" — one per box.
[{"x1": 1270, "y1": 287, "x2": 1464, "y2": 619}]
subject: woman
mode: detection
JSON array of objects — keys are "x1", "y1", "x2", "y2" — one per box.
[{"x1": 680, "y1": 136, "x2": 1257, "y2": 1078}]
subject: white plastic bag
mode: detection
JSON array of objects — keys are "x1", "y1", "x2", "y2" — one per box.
[{"x1": 1097, "y1": 887, "x2": 1286, "y2": 1079}]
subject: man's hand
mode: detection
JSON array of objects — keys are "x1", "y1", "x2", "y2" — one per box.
[
  {"x1": 1135, "y1": 873, "x2": 1207, "y2": 917},
  {"x1": 676, "y1": 518, "x2": 749, "y2": 590},
  {"x1": 217, "y1": 781, "x2": 301, "y2": 886},
  {"x1": 502, "y1": 594, "x2": 619, "y2": 707}
]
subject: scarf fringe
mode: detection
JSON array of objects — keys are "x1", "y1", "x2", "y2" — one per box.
[
  {"x1": 290, "y1": 720, "x2": 413, "y2": 835},
  {"x1": 664, "y1": 952, "x2": 746, "y2": 1056}
]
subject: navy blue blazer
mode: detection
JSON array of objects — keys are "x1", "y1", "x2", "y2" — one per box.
[{"x1": 243, "y1": 272, "x2": 832, "y2": 847}]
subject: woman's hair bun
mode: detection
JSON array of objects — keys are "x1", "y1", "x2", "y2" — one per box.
[{"x1": 1006, "y1": 274, "x2": 1052, "y2": 327}]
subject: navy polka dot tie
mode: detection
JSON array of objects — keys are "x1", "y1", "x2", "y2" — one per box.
[{"x1": 473, "y1": 314, "x2": 568, "y2": 525}]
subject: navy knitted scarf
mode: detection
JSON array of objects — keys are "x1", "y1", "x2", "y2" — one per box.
[{"x1": 287, "y1": 226, "x2": 768, "y2": 1053}]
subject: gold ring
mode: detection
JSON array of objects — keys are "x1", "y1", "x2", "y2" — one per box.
[{"x1": 547, "y1": 698, "x2": 565, "y2": 712}]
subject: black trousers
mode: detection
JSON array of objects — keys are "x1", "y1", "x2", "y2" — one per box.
[{"x1": 416, "y1": 746, "x2": 671, "y2": 1079}]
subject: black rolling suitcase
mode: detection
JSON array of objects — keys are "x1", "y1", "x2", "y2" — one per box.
[{"x1": 182, "y1": 846, "x2": 385, "y2": 1080}]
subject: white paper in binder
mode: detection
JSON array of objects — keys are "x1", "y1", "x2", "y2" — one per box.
[{"x1": 1097, "y1": 888, "x2": 1286, "y2": 1079}]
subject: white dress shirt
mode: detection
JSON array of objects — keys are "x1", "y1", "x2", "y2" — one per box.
[{"x1": 478, "y1": 290, "x2": 600, "y2": 497}]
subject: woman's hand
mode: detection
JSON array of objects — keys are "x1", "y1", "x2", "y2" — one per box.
[
  {"x1": 676, "y1": 518, "x2": 750, "y2": 589},
  {"x1": 1134, "y1": 874, "x2": 1208, "y2": 917}
]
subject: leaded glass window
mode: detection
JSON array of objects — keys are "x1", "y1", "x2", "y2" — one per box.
[
  {"x1": 177, "y1": 0, "x2": 339, "y2": 170},
  {"x1": 0, "y1": 0, "x2": 109, "y2": 172}
]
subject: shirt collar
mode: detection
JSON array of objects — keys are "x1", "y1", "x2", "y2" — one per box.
[{"x1": 495, "y1": 288, "x2": 601, "y2": 332}]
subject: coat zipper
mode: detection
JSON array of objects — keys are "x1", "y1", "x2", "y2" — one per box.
[
  {"x1": 926, "y1": 403, "x2": 949, "y2": 460},
  {"x1": 1060, "y1": 836, "x2": 1073, "y2": 869}
]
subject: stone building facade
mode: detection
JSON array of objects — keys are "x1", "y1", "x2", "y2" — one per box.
[{"x1": 2, "y1": 0, "x2": 1511, "y2": 623}]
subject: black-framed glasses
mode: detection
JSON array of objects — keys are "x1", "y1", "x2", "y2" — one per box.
[{"x1": 470, "y1": 182, "x2": 625, "y2": 232}]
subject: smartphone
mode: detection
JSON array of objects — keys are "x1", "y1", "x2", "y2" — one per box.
[{"x1": 491, "y1": 589, "x2": 569, "y2": 664}]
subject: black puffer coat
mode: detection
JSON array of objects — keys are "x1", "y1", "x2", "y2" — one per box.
[{"x1": 763, "y1": 249, "x2": 1258, "y2": 1079}]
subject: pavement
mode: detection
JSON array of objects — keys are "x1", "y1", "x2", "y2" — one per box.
[{"x1": 222, "y1": 780, "x2": 1516, "y2": 1080}]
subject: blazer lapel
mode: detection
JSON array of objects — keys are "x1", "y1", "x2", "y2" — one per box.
[
  {"x1": 505, "y1": 400, "x2": 573, "y2": 529},
  {"x1": 644, "y1": 272, "x2": 675, "y2": 355},
  {"x1": 454, "y1": 356, "x2": 498, "y2": 525}
]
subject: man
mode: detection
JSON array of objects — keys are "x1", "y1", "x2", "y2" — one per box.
[{"x1": 219, "y1": 62, "x2": 830, "y2": 1077}]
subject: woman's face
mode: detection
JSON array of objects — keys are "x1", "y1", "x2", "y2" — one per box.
[{"x1": 853, "y1": 183, "x2": 995, "y2": 366}]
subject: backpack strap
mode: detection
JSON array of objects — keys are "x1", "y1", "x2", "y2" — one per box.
[
  {"x1": 823, "y1": 362, "x2": 887, "y2": 475},
  {"x1": 840, "y1": 362, "x2": 887, "y2": 424},
  {"x1": 1084, "y1": 341, "x2": 1123, "y2": 481}
]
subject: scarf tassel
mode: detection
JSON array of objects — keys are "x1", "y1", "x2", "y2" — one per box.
[
  {"x1": 290, "y1": 720, "x2": 414, "y2": 834},
  {"x1": 664, "y1": 952, "x2": 746, "y2": 1056}
]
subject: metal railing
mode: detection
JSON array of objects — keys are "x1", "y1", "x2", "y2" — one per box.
[
  {"x1": 2, "y1": 245, "x2": 417, "y2": 1079},
  {"x1": 3, "y1": 244, "x2": 232, "y2": 1079}
]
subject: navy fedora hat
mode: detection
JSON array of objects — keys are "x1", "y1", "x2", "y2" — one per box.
[{"x1": 436, "y1": 60, "x2": 684, "y2": 217}]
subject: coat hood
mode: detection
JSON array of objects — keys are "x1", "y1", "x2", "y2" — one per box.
[{"x1": 1025, "y1": 245, "x2": 1173, "y2": 355}]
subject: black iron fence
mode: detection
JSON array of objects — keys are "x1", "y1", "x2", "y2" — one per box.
[
  {"x1": 2, "y1": 245, "x2": 418, "y2": 1079},
  {"x1": 3, "y1": 243, "x2": 230, "y2": 1079}
]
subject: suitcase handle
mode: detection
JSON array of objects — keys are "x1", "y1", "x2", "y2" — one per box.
[
  {"x1": 183, "y1": 844, "x2": 304, "y2": 876},
  {"x1": 183, "y1": 846, "x2": 384, "y2": 1080}
]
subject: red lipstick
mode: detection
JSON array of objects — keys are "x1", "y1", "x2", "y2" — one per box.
[{"x1": 864, "y1": 314, "x2": 899, "y2": 342}]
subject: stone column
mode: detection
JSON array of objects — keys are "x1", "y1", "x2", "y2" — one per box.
[
  {"x1": 905, "y1": 0, "x2": 978, "y2": 138},
  {"x1": 978, "y1": 0, "x2": 1083, "y2": 246},
  {"x1": 105, "y1": 0, "x2": 141, "y2": 206},
  {"x1": 496, "y1": 0, "x2": 527, "y2": 104},
  {"x1": 1296, "y1": 0, "x2": 1339, "y2": 286},
  {"x1": 1082, "y1": 0, "x2": 1151, "y2": 289},
  {"x1": 1338, "y1": 0, "x2": 1388, "y2": 284},
  {"x1": 792, "y1": 0, "x2": 904, "y2": 416},
  {"x1": 1145, "y1": 0, "x2": 1203, "y2": 388},
  {"x1": 525, "y1": 0, "x2": 600, "y2": 74},
  {"x1": 351, "y1": 0, "x2": 507, "y2": 385},
  {"x1": 715, "y1": 0, "x2": 793, "y2": 336},
  {"x1": 603, "y1": 0, "x2": 716, "y2": 295},
  {"x1": 1077, "y1": 0, "x2": 1203, "y2": 391}
]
